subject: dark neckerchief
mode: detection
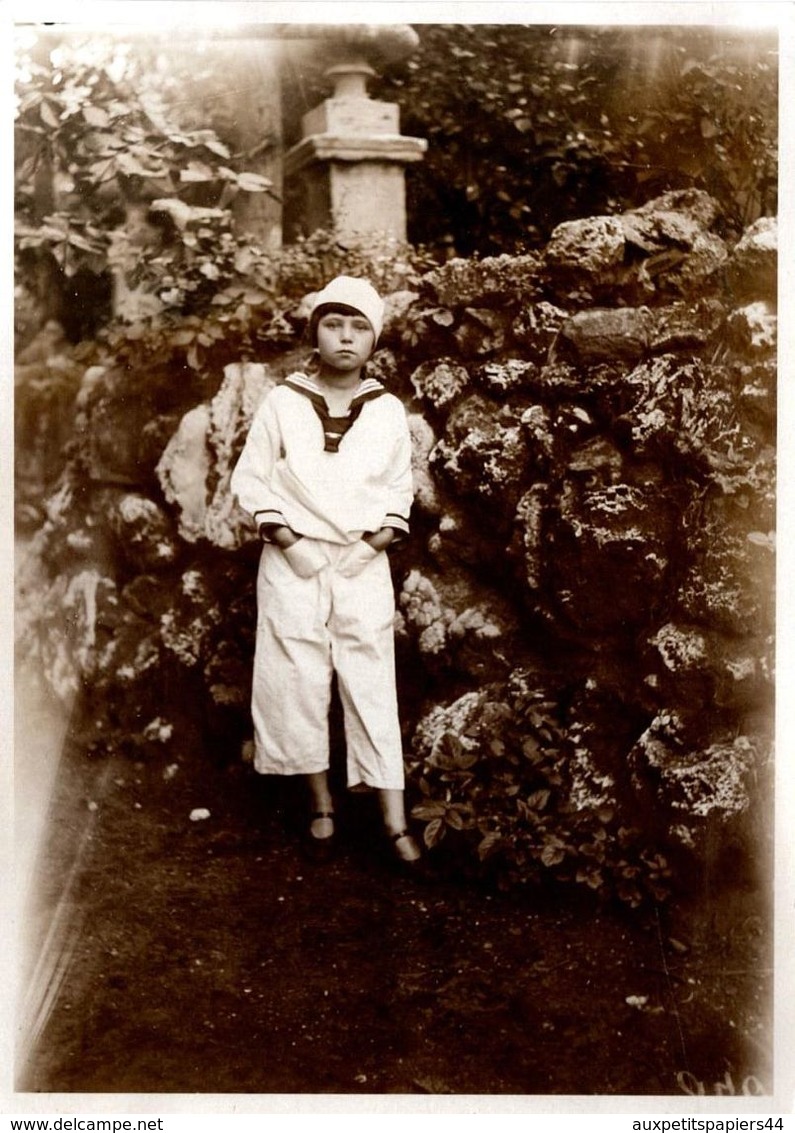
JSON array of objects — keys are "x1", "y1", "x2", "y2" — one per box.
[{"x1": 284, "y1": 373, "x2": 386, "y2": 453}]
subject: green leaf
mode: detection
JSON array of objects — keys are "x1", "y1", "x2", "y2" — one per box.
[
  {"x1": 116, "y1": 151, "x2": 163, "y2": 177},
  {"x1": 83, "y1": 105, "x2": 109, "y2": 128},
  {"x1": 195, "y1": 134, "x2": 230, "y2": 159},
  {"x1": 88, "y1": 158, "x2": 117, "y2": 184},
  {"x1": 239, "y1": 289, "x2": 268, "y2": 305},
  {"x1": 526, "y1": 789, "x2": 550, "y2": 811},
  {"x1": 40, "y1": 99, "x2": 60, "y2": 129},
  {"x1": 477, "y1": 831, "x2": 502, "y2": 860},
  {"x1": 522, "y1": 736, "x2": 542, "y2": 762},
  {"x1": 453, "y1": 751, "x2": 479, "y2": 770},
  {"x1": 576, "y1": 866, "x2": 604, "y2": 890},
  {"x1": 424, "y1": 818, "x2": 445, "y2": 848},
  {"x1": 65, "y1": 231, "x2": 98, "y2": 252},
  {"x1": 431, "y1": 307, "x2": 454, "y2": 327},
  {"x1": 411, "y1": 802, "x2": 447, "y2": 821},
  {"x1": 540, "y1": 842, "x2": 565, "y2": 867},
  {"x1": 235, "y1": 171, "x2": 273, "y2": 193}
]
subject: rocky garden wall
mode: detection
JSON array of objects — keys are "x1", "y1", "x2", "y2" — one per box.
[{"x1": 15, "y1": 189, "x2": 777, "y2": 906}]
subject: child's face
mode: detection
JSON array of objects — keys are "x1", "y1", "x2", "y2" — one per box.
[{"x1": 316, "y1": 310, "x2": 375, "y2": 375}]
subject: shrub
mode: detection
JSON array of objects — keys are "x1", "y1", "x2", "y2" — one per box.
[{"x1": 410, "y1": 672, "x2": 672, "y2": 906}]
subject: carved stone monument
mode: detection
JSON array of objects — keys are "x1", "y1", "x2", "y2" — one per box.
[{"x1": 283, "y1": 34, "x2": 427, "y2": 242}]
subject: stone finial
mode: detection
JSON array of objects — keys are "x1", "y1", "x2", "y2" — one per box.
[{"x1": 271, "y1": 23, "x2": 420, "y2": 66}]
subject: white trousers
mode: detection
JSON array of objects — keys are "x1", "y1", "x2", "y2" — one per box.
[{"x1": 251, "y1": 537, "x2": 405, "y2": 789}]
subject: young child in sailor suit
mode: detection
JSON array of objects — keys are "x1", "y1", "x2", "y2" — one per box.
[{"x1": 230, "y1": 276, "x2": 422, "y2": 867}]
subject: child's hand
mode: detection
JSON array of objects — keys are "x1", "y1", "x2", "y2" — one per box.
[
  {"x1": 271, "y1": 525, "x2": 302, "y2": 549},
  {"x1": 362, "y1": 528, "x2": 395, "y2": 553}
]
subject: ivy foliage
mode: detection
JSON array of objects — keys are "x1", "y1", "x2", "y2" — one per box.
[
  {"x1": 14, "y1": 28, "x2": 432, "y2": 357},
  {"x1": 14, "y1": 28, "x2": 279, "y2": 338},
  {"x1": 16, "y1": 38, "x2": 272, "y2": 230},
  {"x1": 410, "y1": 677, "x2": 673, "y2": 907}
]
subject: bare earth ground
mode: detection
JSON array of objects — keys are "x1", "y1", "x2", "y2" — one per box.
[{"x1": 15, "y1": 681, "x2": 773, "y2": 1100}]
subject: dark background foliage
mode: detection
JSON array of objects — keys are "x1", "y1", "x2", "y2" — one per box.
[{"x1": 375, "y1": 24, "x2": 778, "y2": 255}]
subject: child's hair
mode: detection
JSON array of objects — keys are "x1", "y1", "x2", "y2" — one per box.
[{"x1": 307, "y1": 276, "x2": 385, "y2": 346}]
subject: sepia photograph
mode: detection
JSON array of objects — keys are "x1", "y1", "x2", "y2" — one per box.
[{"x1": 7, "y1": 0, "x2": 792, "y2": 1119}]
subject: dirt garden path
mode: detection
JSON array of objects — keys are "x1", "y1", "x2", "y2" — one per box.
[{"x1": 14, "y1": 673, "x2": 772, "y2": 1100}]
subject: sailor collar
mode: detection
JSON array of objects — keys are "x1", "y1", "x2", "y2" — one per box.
[
  {"x1": 283, "y1": 372, "x2": 387, "y2": 452},
  {"x1": 284, "y1": 372, "x2": 386, "y2": 411}
]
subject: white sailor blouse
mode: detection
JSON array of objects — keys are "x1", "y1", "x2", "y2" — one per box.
[{"x1": 230, "y1": 371, "x2": 413, "y2": 545}]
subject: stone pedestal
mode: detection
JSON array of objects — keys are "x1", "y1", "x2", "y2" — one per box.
[{"x1": 284, "y1": 61, "x2": 426, "y2": 243}]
